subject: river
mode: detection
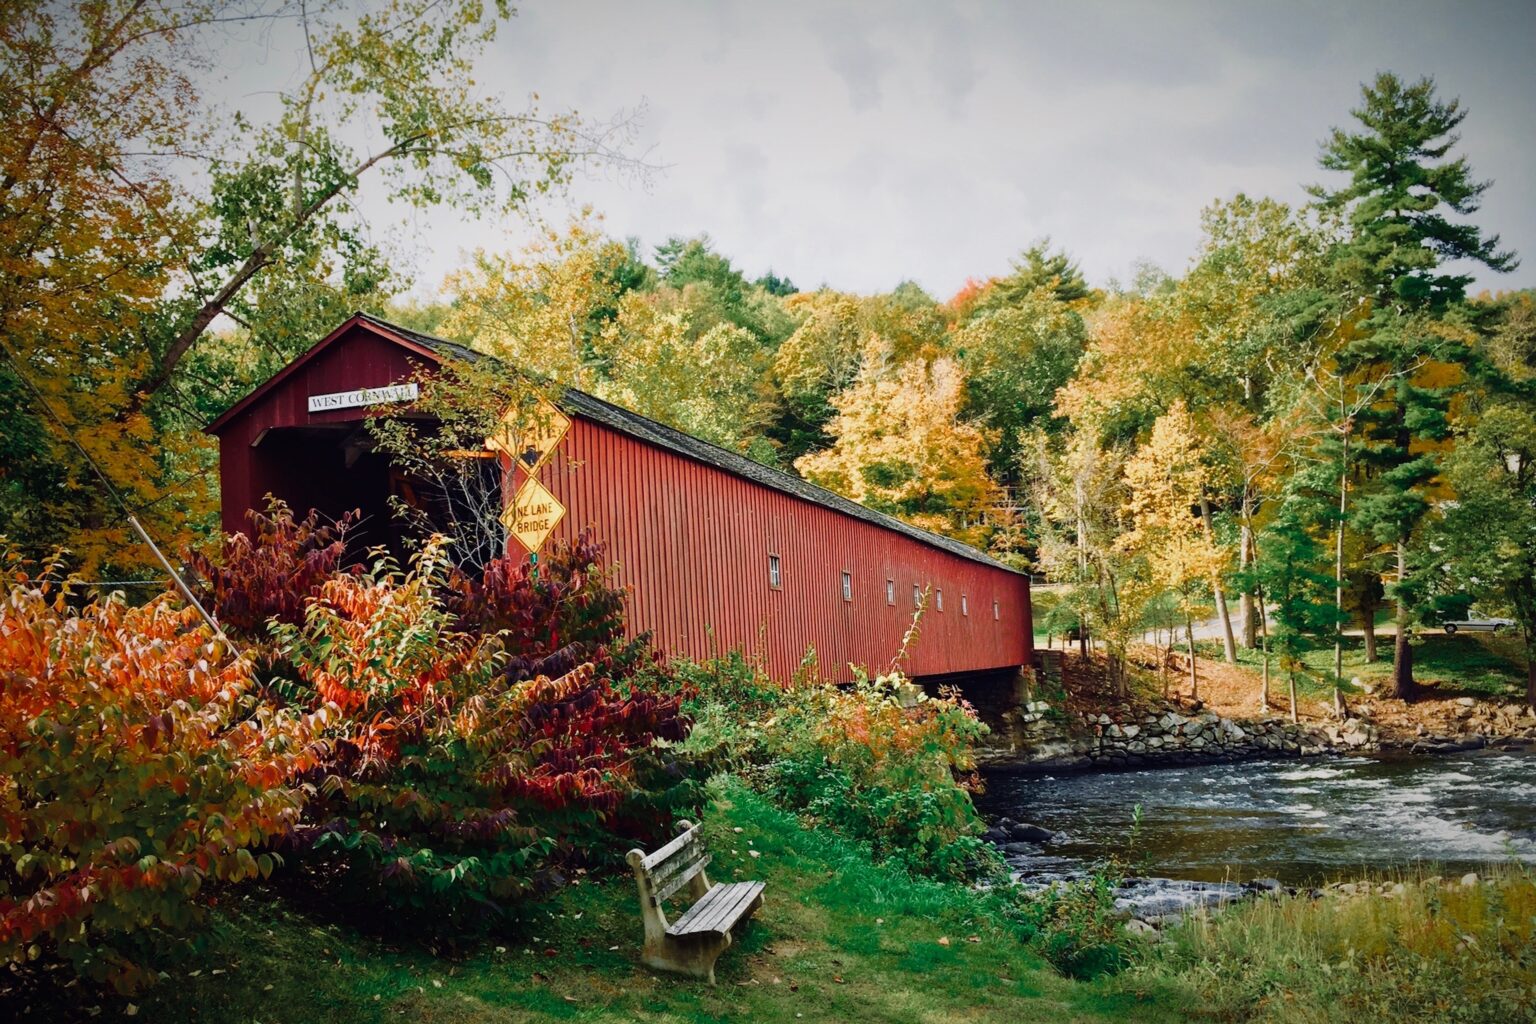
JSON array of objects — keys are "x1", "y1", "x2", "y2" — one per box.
[{"x1": 980, "y1": 750, "x2": 1536, "y2": 890}]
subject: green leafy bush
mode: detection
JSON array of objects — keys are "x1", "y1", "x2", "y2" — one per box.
[
  {"x1": 679, "y1": 655, "x2": 996, "y2": 882},
  {"x1": 1006, "y1": 873, "x2": 1132, "y2": 980},
  {"x1": 760, "y1": 677, "x2": 994, "y2": 880}
]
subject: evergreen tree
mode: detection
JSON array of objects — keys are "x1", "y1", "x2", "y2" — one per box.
[
  {"x1": 1249, "y1": 495, "x2": 1345, "y2": 721},
  {"x1": 1435, "y1": 401, "x2": 1536, "y2": 707},
  {"x1": 1311, "y1": 72, "x2": 1517, "y2": 698},
  {"x1": 971, "y1": 240, "x2": 1091, "y2": 315},
  {"x1": 755, "y1": 270, "x2": 798, "y2": 297}
]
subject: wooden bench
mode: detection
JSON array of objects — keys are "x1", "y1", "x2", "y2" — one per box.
[{"x1": 625, "y1": 819, "x2": 765, "y2": 984}]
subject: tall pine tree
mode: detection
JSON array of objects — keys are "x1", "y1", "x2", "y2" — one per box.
[{"x1": 1311, "y1": 73, "x2": 1516, "y2": 698}]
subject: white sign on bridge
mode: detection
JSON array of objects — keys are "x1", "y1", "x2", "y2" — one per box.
[{"x1": 307, "y1": 382, "x2": 419, "y2": 413}]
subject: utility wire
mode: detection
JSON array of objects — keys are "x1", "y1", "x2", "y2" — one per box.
[
  {"x1": 74, "y1": 579, "x2": 171, "y2": 587},
  {"x1": 0, "y1": 342, "x2": 142, "y2": 517},
  {"x1": 0, "y1": 340, "x2": 235, "y2": 649}
]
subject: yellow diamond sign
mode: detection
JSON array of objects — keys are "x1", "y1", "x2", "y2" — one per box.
[
  {"x1": 486, "y1": 396, "x2": 571, "y2": 474},
  {"x1": 501, "y1": 476, "x2": 566, "y2": 553}
]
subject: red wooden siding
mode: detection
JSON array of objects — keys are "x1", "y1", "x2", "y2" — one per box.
[
  {"x1": 528, "y1": 418, "x2": 1032, "y2": 681},
  {"x1": 210, "y1": 317, "x2": 1033, "y2": 683},
  {"x1": 213, "y1": 322, "x2": 435, "y2": 535}
]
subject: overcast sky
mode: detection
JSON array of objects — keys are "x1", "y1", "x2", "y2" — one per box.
[{"x1": 219, "y1": 0, "x2": 1536, "y2": 299}]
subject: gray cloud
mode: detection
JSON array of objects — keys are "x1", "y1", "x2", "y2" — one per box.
[{"x1": 207, "y1": 0, "x2": 1536, "y2": 299}]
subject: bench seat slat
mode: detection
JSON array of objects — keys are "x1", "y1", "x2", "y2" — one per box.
[
  {"x1": 669, "y1": 881, "x2": 762, "y2": 936},
  {"x1": 667, "y1": 881, "x2": 764, "y2": 937},
  {"x1": 651, "y1": 852, "x2": 711, "y2": 904},
  {"x1": 641, "y1": 825, "x2": 701, "y2": 871},
  {"x1": 687, "y1": 888, "x2": 747, "y2": 934},
  {"x1": 707, "y1": 882, "x2": 763, "y2": 931}
]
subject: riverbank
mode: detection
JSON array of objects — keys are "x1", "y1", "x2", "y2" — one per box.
[
  {"x1": 980, "y1": 642, "x2": 1536, "y2": 771},
  {"x1": 1127, "y1": 866, "x2": 1536, "y2": 1023}
]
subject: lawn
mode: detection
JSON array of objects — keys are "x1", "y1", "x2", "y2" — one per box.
[
  {"x1": 1196, "y1": 630, "x2": 1529, "y2": 702},
  {"x1": 12, "y1": 779, "x2": 1533, "y2": 1023},
  {"x1": 113, "y1": 778, "x2": 1183, "y2": 1024}
]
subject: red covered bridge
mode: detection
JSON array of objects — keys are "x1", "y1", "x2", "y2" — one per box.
[{"x1": 207, "y1": 313, "x2": 1033, "y2": 686}]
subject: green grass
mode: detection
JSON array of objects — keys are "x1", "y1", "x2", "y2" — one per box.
[
  {"x1": 1122, "y1": 867, "x2": 1536, "y2": 1023},
  {"x1": 1196, "y1": 631, "x2": 1529, "y2": 701},
  {"x1": 119, "y1": 777, "x2": 1185, "y2": 1024},
  {"x1": 13, "y1": 777, "x2": 1534, "y2": 1023}
]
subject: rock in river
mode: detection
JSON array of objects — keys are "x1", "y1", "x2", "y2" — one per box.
[{"x1": 1007, "y1": 822, "x2": 1056, "y2": 843}]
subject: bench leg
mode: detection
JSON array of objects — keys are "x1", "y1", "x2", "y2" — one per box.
[{"x1": 641, "y1": 931, "x2": 732, "y2": 985}]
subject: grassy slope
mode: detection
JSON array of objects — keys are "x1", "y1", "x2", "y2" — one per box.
[
  {"x1": 1127, "y1": 869, "x2": 1536, "y2": 1023},
  {"x1": 1197, "y1": 632, "x2": 1530, "y2": 703},
  {"x1": 131, "y1": 778, "x2": 1185, "y2": 1024}
]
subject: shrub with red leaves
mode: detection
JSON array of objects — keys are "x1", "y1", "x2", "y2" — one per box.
[
  {"x1": 446, "y1": 528, "x2": 662, "y2": 684},
  {"x1": 186, "y1": 501, "x2": 695, "y2": 927},
  {"x1": 186, "y1": 497, "x2": 354, "y2": 636},
  {"x1": 265, "y1": 536, "x2": 693, "y2": 928}
]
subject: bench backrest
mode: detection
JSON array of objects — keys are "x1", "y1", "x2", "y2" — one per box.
[{"x1": 629, "y1": 820, "x2": 711, "y2": 907}]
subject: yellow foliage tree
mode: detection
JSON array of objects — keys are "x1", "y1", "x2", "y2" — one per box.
[
  {"x1": 0, "y1": 0, "x2": 208, "y2": 572},
  {"x1": 772, "y1": 292, "x2": 866, "y2": 404},
  {"x1": 596, "y1": 293, "x2": 772, "y2": 451},
  {"x1": 1, "y1": 0, "x2": 629, "y2": 572},
  {"x1": 1055, "y1": 294, "x2": 1200, "y2": 440},
  {"x1": 1118, "y1": 400, "x2": 1229, "y2": 699},
  {"x1": 796, "y1": 349, "x2": 1003, "y2": 547},
  {"x1": 441, "y1": 219, "x2": 635, "y2": 388}
]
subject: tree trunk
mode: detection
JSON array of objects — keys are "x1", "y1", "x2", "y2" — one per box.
[
  {"x1": 1185, "y1": 617, "x2": 1198, "y2": 702},
  {"x1": 1333, "y1": 443, "x2": 1348, "y2": 718},
  {"x1": 1074, "y1": 480, "x2": 1088, "y2": 662},
  {"x1": 1160, "y1": 633, "x2": 1169, "y2": 698},
  {"x1": 1201, "y1": 497, "x2": 1237, "y2": 663},
  {"x1": 1527, "y1": 658, "x2": 1535, "y2": 710},
  {"x1": 1392, "y1": 633, "x2": 1414, "y2": 700},
  {"x1": 1239, "y1": 519, "x2": 1258, "y2": 648},
  {"x1": 1362, "y1": 604, "x2": 1378, "y2": 662},
  {"x1": 1257, "y1": 590, "x2": 1271, "y2": 714},
  {"x1": 1391, "y1": 541, "x2": 1415, "y2": 699},
  {"x1": 1287, "y1": 669, "x2": 1299, "y2": 724}
]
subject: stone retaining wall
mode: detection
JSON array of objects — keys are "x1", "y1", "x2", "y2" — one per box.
[
  {"x1": 980, "y1": 700, "x2": 1379, "y2": 769},
  {"x1": 1066, "y1": 706, "x2": 1378, "y2": 768}
]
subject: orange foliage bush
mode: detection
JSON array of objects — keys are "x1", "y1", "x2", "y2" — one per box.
[{"x1": 0, "y1": 555, "x2": 332, "y2": 991}]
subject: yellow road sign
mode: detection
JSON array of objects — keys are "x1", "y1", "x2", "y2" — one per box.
[
  {"x1": 501, "y1": 476, "x2": 566, "y2": 553},
  {"x1": 486, "y1": 396, "x2": 571, "y2": 474}
]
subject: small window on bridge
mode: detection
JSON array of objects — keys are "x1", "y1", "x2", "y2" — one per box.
[
  {"x1": 841, "y1": 571, "x2": 853, "y2": 602},
  {"x1": 936, "y1": 589, "x2": 944, "y2": 612},
  {"x1": 993, "y1": 599, "x2": 1000, "y2": 620},
  {"x1": 961, "y1": 594, "x2": 969, "y2": 616},
  {"x1": 768, "y1": 554, "x2": 782, "y2": 590},
  {"x1": 885, "y1": 578, "x2": 895, "y2": 605},
  {"x1": 912, "y1": 584, "x2": 921, "y2": 608}
]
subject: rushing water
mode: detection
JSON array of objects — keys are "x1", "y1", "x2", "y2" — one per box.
[{"x1": 980, "y1": 750, "x2": 1536, "y2": 889}]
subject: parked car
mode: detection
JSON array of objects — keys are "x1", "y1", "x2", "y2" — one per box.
[{"x1": 1442, "y1": 615, "x2": 1517, "y2": 635}]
